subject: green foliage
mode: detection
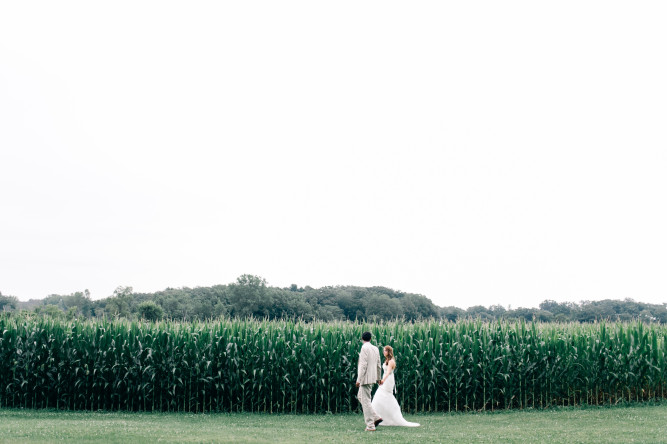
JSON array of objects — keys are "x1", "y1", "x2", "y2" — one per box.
[
  {"x1": 442, "y1": 299, "x2": 667, "y2": 324},
  {"x1": 104, "y1": 286, "x2": 134, "y2": 318},
  {"x1": 10, "y1": 278, "x2": 666, "y2": 324},
  {"x1": 40, "y1": 290, "x2": 93, "y2": 317},
  {"x1": 34, "y1": 304, "x2": 65, "y2": 319},
  {"x1": 127, "y1": 276, "x2": 440, "y2": 322},
  {"x1": 0, "y1": 293, "x2": 18, "y2": 312},
  {"x1": 137, "y1": 301, "x2": 164, "y2": 321},
  {"x1": 0, "y1": 317, "x2": 665, "y2": 414},
  {"x1": 229, "y1": 275, "x2": 272, "y2": 318}
]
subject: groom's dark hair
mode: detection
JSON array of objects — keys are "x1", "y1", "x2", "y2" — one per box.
[{"x1": 362, "y1": 331, "x2": 372, "y2": 342}]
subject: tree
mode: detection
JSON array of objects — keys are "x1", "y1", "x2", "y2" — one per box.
[
  {"x1": 271, "y1": 289, "x2": 314, "y2": 319},
  {"x1": 105, "y1": 286, "x2": 133, "y2": 318},
  {"x1": 400, "y1": 293, "x2": 438, "y2": 319},
  {"x1": 323, "y1": 288, "x2": 363, "y2": 320},
  {"x1": 138, "y1": 301, "x2": 164, "y2": 321},
  {"x1": 363, "y1": 293, "x2": 403, "y2": 321},
  {"x1": 440, "y1": 306, "x2": 464, "y2": 322},
  {"x1": 508, "y1": 307, "x2": 536, "y2": 322},
  {"x1": 66, "y1": 307, "x2": 78, "y2": 320},
  {"x1": 315, "y1": 305, "x2": 344, "y2": 321},
  {"x1": 0, "y1": 292, "x2": 18, "y2": 312},
  {"x1": 539, "y1": 300, "x2": 572, "y2": 318},
  {"x1": 36, "y1": 304, "x2": 64, "y2": 319},
  {"x1": 229, "y1": 275, "x2": 272, "y2": 318},
  {"x1": 489, "y1": 305, "x2": 507, "y2": 316},
  {"x1": 42, "y1": 290, "x2": 93, "y2": 318},
  {"x1": 466, "y1": 305, "x2": 494, "y2": 321}
]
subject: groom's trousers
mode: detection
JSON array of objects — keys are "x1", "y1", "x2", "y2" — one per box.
[{"x1": 357, "y1": 384, "x2": 381, "y2": 429}]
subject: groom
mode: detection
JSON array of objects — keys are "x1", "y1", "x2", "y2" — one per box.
[{"x1": 356, "y1": 331, "x2": 383, "y2": 431}]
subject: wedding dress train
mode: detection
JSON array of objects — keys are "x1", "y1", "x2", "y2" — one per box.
[{"x1": 371, "y1": 363, "x2": 420, "y2": 427}]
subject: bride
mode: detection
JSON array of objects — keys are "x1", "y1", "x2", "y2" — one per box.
[{"x1": 371, "y1": 345, "x2": 420, "y2": 427}]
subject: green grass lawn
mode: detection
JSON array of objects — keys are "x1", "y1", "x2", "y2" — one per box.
[{"x1": 1, "y1": 404, "x2": 666, "y2": 444}]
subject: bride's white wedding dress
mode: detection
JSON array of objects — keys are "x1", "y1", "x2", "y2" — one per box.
[{"x1": 371, "y1": 363, "x2": 420, "y2": 427}]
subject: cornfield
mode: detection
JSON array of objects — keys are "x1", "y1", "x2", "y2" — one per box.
[{"x1": 0, "y1": 315, "x2": 665, "y2": 413}]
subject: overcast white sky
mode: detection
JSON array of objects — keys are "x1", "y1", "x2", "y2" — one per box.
[{"x1": 1, "y1": 1, "x2": 666, "y2": 309}]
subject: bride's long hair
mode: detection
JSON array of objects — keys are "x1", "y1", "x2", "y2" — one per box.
[{"x1": 383, "y1": 345, "x2": 394, "y2": 365}]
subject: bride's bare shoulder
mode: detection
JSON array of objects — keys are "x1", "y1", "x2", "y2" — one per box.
[{"x1": 389, "y1": 358, "x2": 396, "y2": 369}]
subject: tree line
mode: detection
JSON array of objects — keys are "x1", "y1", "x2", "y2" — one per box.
[{"x1": 1, "y1": 274, "x2": 666, "y2": 323}]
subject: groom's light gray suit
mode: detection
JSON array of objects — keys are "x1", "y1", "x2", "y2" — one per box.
[{"x1": 356, "y1": 341, "x2": 382, "y2": 429}]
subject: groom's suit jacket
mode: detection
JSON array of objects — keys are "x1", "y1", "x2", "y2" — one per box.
[{"x1": 357, "y1": 341, "x2": 382, "y2": 386}]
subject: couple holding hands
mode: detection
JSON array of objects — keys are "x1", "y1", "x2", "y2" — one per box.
[{"x1": 355, "y1": 331, "x2": 420, "y2": 431}]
